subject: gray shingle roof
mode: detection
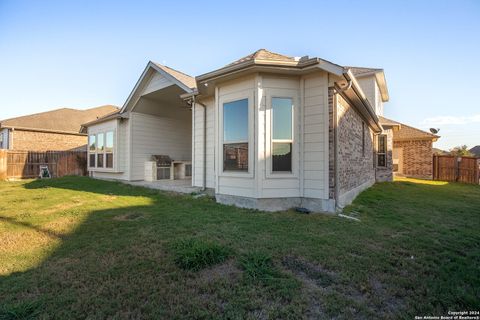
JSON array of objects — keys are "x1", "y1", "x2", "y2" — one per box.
[
  {"x1": 0, "y1": 105, "x2": 119, "y2": 134},
  {"x1": 379, "y1": 116, "x2": 439, "y2": 141},
  {"x1": 152, "y1": 63, "x2": 196, "y2": 89}
]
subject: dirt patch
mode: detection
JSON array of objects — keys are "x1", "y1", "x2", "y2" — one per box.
[
  {"x1": 197, "y1": 259, "x2": 241, "y2": 283},
  {"x1": 113, "y1": 212, "x2": 146, "y2": 221},
  {"x1": 281, "y1": 255, "x2": 336, "y2": 289}
]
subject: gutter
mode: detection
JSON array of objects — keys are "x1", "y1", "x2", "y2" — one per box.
[{"x1": 0, "y1": 125, "x2": 87, "y2": 136}]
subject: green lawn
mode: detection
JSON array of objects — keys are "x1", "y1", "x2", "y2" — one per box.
[{"x1": 0, "y1": 177, "x2": 479, "y2": 319}]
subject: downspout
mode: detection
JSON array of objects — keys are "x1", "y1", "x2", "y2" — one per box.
[{"x1": 192, "y1": 95, "x2": 207, "y2": 191}]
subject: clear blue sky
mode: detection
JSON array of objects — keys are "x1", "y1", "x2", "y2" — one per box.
[{"x1": 1, "y1": 0, "x2": 479, "y2": 150}]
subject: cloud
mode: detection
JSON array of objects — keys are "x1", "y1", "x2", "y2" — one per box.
[{"x1": 421, "y1": 114, "x2": 480, "y2": 126}]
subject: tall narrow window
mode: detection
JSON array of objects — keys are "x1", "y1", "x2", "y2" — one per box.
[
  {"x1": 105, "y1": 131, "x2": 114, "y2": 168},
  {"x1": 377, "y1": 135, "x2": 387, "y2": 167},
  {"x1": 88, "y1": 135, "x2": 96, "y2": 167},
  {"x1": 272, "y1": 97, "x2": 293, "y2": 172},
  {"x1": 97, "y1": 133, "x2": 104, "y2": 168},
  {"x1": 362, "y1": 122, "x2": 365, "y2": 157},
  {"x1": 223, "y1": 99, "x2": 248, "y2": 171}
]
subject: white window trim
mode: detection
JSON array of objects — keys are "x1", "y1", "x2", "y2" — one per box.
[
  {"x1": 218, "y1": 90, "x2": 254, "y2": 178},
  {"x1": 88, "y1": 129, "x2": 118, "y2": 173},
  {"x1": 265, "y1": 88, "x2": 299, "y2": 179},
  {"x1": 377, "y1": 134, "x2": 387, "y2": 168}
]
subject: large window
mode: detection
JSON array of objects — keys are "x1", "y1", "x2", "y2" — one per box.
[
  {"x1": 88, "y1": 131, "x2": 114, "y2": 169},
  {"x1": 377, "y1": 135, "x2": 387, "y2": 167},
  {"x1": 223, "y1": 99, "x2": 249, "y2": 171},
  {"x1": 88, "y1": 135, "x2": 96, "y2": 167},
  {"x1": 105, "y1": 131, "x2": 114, "y2": 168},
  {"x1": 272, "y1": 97, "x2": 293, "y2": 172}
]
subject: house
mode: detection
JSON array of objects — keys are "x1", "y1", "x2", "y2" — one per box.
[
  {"x1": 82, "y1": 49, "x2": 393, "y2": 212},
  {"x1": 0, "y1": 105, "x2": 118, "y2": 151},
  {"x1": 379, "y1": 117, "x2": 439, "y2": 179},
  {"x1": 469, "y1": 145, "x2": 480, "y2": 157}
]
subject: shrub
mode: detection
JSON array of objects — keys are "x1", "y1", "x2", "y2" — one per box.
[{"x1": 172, "y1": 238, "x2": 231, "y2": 271}]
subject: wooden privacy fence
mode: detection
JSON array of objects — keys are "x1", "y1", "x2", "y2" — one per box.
[
  {"x1": 433, "y1": 155, "x2": 480, "y2": 184},
  {"x1": 0, "y1": 150, "x2": 87, "y2": 179}
]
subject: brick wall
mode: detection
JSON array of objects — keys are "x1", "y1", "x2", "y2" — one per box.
[
  {"x1": 11, "y1": 130, "x2": 87, "y2": 151},
  {"x1": 336, "y1": 94, "x2": 375, "y2": 197},
  {"x1": 394, "y1": 139, "x2": 433, "y2": 178}
]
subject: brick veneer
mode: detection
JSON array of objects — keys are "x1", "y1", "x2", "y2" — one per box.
[
  {"x1": 335, "y1": 93, "x2": 376, "y2": 197},
  {"x1": 11, "y1": 129, "x2": 87, "y2": 151},
  {"x1": 394, "y1": 139, "x2": 433, "y2": 178}
]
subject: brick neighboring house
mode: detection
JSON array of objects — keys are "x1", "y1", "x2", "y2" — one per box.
[
  {"x1": 0, "y1": 105, "x2": 118, "y2": 151},
  {"x1": 379, "y1": 116, "x2": 439, "y2": 179}
]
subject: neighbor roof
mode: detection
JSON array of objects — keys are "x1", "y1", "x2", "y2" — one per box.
[
  {"x1": 0, "y1": 105, "x2": 119, "y2": 134},
  {"x1": 379, "y1": 116, "x2": 439, "y2": 141},
  {"x1": 152, "y1": 63, "x2": 196, "y2": 90},
  {"x1": 469, "y1": 145, "x2": 480, "y2": 157}
]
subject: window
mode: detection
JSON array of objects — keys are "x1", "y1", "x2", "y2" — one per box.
[
  {"x1": 272, "y1": 97, "x2": 293, "y2": 172},
  {"x1": 105, "y1": 131, "x2": 114, "y2": 168},
  {"x1": 88, "y1": 135, "x2": 96, "y2": 167},
  {"x1": 223, "y1": 99, "x2": 248, "y2": 171},
  {"x1": 88, "y1": 130, "x2": 114, "y2": 170},
  {"x1": 362, "y1": 122, "x2": 365, "y2": 157},
  {"x1": 377, "y1": 135, "x2": 387, "y2": 167}
]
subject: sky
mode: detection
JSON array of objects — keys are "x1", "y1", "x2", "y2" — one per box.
[{"x1": 0, "y1": 0, "x2": 479, "y2": 150}]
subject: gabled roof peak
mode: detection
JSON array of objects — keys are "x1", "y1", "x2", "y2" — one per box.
[{"x1": 227, "y1": 48, "x2": 303, "y2": 66}]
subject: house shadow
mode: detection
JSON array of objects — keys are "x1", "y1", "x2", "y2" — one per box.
[{"x1": 0, "y1": 177, "x2": 206, "y2": 318}]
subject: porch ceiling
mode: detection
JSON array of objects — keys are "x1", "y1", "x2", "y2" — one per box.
[{"x1": 133, "y1": 85, "x2": 191, "y2": 119}]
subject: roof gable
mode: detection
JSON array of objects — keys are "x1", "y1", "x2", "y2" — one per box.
[{"x1": 120, "y1": 61, "x2": 195, "y2": 113}]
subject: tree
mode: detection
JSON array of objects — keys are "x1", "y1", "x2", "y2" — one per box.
[{"x1": 449, "y1": 145, "x2": 473, "y2": 157}]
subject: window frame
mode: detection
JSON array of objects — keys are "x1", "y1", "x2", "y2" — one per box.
[
  {"x1": 377, "y1": 134, "x2": 387, "y2": 167},
  {"x1": 266, "y1": 89, "x2": 299, "y2": 179},
  {"x1": 88, "y1": 129, "x2": 116, "y2": 172},
  {"x1": 218, "y1": 90, "x2": 254, "y2": 178}
]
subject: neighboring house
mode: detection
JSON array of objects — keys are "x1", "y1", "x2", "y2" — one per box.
[
  {"x1": 469, "y1": 145, "x2": 480, "y2": 157},
  {"x1": 0, "y1": 105, "x2": 118, "y2": 151},
  {"x1": 82, "y1": 49, "x2": 393, "y2": 212},
  {"x1": 379, "y1": 117, "x2": 439, "y2": 179}
]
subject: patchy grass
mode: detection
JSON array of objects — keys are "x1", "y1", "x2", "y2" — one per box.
[
  {"x1": 0, "y1": 176, "x2": 479, "y2": 319},
  {"x1": 172, "y1": 238, "x2": 231, "y2": 271}
]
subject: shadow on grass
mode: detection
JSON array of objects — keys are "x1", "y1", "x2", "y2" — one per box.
[{"x1": 0, "y1": 176, "x2": 479, "y2": 319}]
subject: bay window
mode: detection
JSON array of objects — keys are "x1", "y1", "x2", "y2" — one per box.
[
  {"x1": 223, "y1": 99, "x2": 248, "y2": 172},
  {"x1": 272, "y1": 97, "x2": 293, "y2": 172},
  {"x1": 88, "y1": 130, "x2": 115, "y2": 170}
]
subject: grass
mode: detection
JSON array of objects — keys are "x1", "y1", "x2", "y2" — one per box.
[
  {"x1": 0, "y1": 176, "x2": 479, "y2": 319},
  {"x1": 172, "y1": 238, "x2": 231, "y2": 271}
]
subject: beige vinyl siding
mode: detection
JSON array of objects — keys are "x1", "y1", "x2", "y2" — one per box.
[
  {"x1": 130, "y1": 112, "x2": 191, "y2": 181},
  {"x1": 302, "y1": 72, "x2": 328, "y2": 199},
  {"x1": 357, "y1": 76, "x2": 383, "y2": 116},
  {"x1": 193, "y1": 97, "x2": 215, "y2": 188},
  {"x1": 141, "y1": 72, "x2": 172, "y2": 96}
]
